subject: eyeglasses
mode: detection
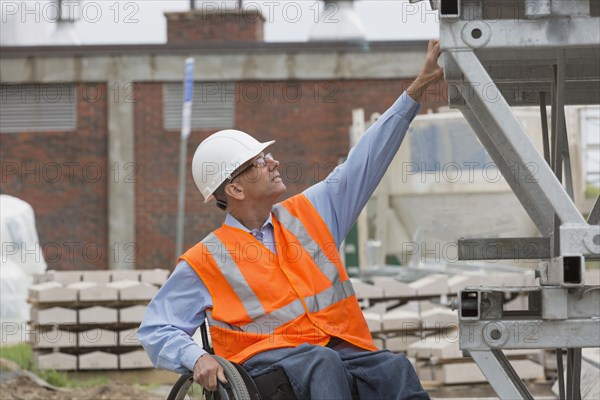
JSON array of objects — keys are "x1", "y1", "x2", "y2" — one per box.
[
  {"x1": 250, "y1": 153, "x2": 274, "y2": 168},
  {"x1": 229, "y1": 153, "x2": 274, "y2": 181}
]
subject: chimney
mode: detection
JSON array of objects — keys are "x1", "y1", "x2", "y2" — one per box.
[
  {"x1": 165, "y1": 7, "x2": 265, "y2": 44},
  {"x1": 309, "y1": 0, "x2": 366, "y2": 42}
]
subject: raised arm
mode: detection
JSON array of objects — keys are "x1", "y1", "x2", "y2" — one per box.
[{"x1": 304, "y1": 40, "x2": 443, "y2": 245}]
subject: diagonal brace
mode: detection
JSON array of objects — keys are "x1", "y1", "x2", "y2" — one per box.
[{"x1": 447, "y1": 50, "x2": 586, "y2": 229}]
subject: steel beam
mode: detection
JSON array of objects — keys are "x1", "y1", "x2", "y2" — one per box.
[
  {"x1": 460, "y1": 108, "x2": 554, "y2": 234},
  {"x1": 460, "y1": 318, "x2": 600, "y2": 350},
  {"x1": 468, "y1": 350, "x2": 533, "y2": 400},
  {"x1": 447, "y1": 50, "x2": 586, "y2": 227},
  {"x1": 440, "y1": 18, "x2": 600, "y2": 50},
  {"x1": 458, "y1": 237, "x2": 551, "y2": 260},
  {"x1": 588, "y1": 196, "x2": 600, "y2": 224}
]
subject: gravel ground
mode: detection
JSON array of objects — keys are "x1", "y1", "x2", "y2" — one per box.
[{"x1": 0, "y1": 376, "x2": 163, "y2": 400}]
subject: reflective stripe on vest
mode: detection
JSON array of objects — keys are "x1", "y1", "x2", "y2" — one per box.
[
  {"x1": 271, "y1": 204, "x2": 340, "y2": 285},
  {"x1": 202, "y1": 215, "x2": 355, "y2": 335}
]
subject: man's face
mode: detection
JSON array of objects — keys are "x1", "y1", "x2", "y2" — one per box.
[{"x1": 233, "y1": 153, "x2": 286, "y2": 202}]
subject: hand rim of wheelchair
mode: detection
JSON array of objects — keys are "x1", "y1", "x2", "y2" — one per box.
[{"x1": 167, "y1": 354, "x2": 255, "y2": 400}]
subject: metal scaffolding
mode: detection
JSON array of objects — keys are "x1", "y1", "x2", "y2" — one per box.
[{"x1": 427, "y1": 0, "x2": 600, "y2": 398}]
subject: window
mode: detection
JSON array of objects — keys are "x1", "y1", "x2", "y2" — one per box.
[
  {"x1": 163, "y1": 82, "x2": 235, "y2": 130},
  {"x1": 0, "y1": 84, "x2": 77, "y2": 133}
]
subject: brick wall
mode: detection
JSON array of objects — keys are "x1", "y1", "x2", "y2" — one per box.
[
  {"x1": 0, "y1": 83, "x2": 108, "y2": 271},
  {"x1": 133, "y1": 79, "x2": 447, "y2": 269},
  {"x1": 166, "y1": 9, "x2": 265, "y2": 44}
]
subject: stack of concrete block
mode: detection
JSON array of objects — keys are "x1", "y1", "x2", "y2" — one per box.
[
  {"x1": 29, "y1": 269, "x2": 169, "y2": 371},
  {"x1": 363, "y1": 299, "x2": 458, "y2": 353},
  {"x1": 407, "y1": 334, "x2": 544, "y2": 385},
  {"x1": 355, "y1": 271, "x2": 533, "y2": 352},
  {"x1": 352, "y1": 270, "x2": 544, "y2": 385}
]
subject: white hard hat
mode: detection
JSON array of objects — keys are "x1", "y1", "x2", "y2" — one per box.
[{"x1": 192, "y1": 129, "x2": 275, "y2": 202}]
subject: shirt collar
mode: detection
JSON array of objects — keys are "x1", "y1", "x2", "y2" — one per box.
[{"x1": 224, "y1": 212, "x2": 273, "y2": 233}]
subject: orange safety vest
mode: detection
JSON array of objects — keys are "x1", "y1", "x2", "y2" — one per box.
[{"x1": 181, "y1": 194, "x2": 377, "y2": 364}]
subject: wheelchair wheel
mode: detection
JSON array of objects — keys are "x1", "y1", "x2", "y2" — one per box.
[{"x1": 167, "y1": 355, "x2": 252, "y2": 400}]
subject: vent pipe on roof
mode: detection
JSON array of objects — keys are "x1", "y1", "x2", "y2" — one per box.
[
  {"x1": 309, "y1": 0, "x2": 367, "y2": 41},
  {"x1": 49, "y1": 0, "x2": 82, "y2": 45}
]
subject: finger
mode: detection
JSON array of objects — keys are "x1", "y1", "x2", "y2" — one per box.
[
  {"x1": 207, "y1": 372, "x2": 217, "y2": 392},
  {"x1": 217, "y1": 366, "x2": 228, "y2": 384},
  {"x1": 428, "y1": 39, "x2": 439, "y2": 50}
]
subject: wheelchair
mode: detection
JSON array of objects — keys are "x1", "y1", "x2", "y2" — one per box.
[
  {"x1": 167, "y1": 323, "x2": 296, "y2": 400},
  {"x1": 167, "y1": 323, "x2": 360, "y2": 400}
]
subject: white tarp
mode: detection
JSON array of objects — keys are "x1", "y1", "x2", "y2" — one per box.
[{"x1": 1, "y1": 194, "x2": 47, "y2": 321}]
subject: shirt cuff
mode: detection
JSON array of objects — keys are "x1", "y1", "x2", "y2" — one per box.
[
  {"x1": 181, "y1": 344, "x2": 207, "y2": 372},
  {"x1": 391, "y1": 91, "x2": 421, "y2": 122}
]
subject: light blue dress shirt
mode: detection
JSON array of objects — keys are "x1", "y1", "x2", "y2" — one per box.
[{"x1": 138, "y1": 92, "x2": 420, "y2": 373}]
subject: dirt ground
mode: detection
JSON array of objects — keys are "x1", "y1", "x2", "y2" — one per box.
[{"x1": 0, "y1": 376, "x2": 163, "y2": 400}]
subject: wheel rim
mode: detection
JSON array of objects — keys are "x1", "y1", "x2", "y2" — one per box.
[{"x1": 168, "y1": 356, "x2": 252, "y2": 400}]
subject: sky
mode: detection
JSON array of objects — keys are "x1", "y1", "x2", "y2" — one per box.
[{"x1": 1, "y1": 0, "x2": 440, "y2": 45}]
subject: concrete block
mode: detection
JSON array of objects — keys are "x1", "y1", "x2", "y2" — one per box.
[
  {"x1": 111, "y1": 270, "x2": 140, "y2": 282},
  {"x1": 107, "y1": 280, "x2": 158, "y2": 301},
  {"x1": 523, "y1": 270, "x2": 537, "y2": 286},
  {"x1": 504, "y1": 349, "x2": 542, "y2": 357},
  {"x1": 30, "y1": 307, "x2": 77, "y2": 325},
  {"x1": 504, "y1": 293, "x2": 529, "y2": 311},
  {"x1": 381, "y1": 310, "x2": 420, "y2": 332},
  {"x1": 481, "y1": 272, "x2": 527, "y2": 287},
  {"x1": 82, "y1": 270, "x2": 111, "y2": 283},
  {"x1": 29, "y1": 282, "x2": 77, "y2": 303},
  {"x1": 119, "y1": 328, "x2": 141, "y2": 346},
  {"x1": 32, "y1": 273, "x2": 52, "y2": 284},
  {"x1": 371, "y1": 277, "x2": 416, "y2": 297},
  {"x1": 416, "y1": 361, "x2": 433, "y2": 381},
  {"x1": 120, "y1": 350, "x2": 153, "y2": 369},
  {"x1": 78, "y1": 306, "x2": 118, "y2": 324},
  {"x1": 421, "y1": 307, "x2": 458, "y2": 329},
  {"x1": 409, "y1": 274, "x2": 449, "y2": 296},
  {"x1": 448, "y1": 274, "x2": 483, "y2": 293},
  {"x1": 497, "y1": 272, "x2": 527, "y2": 287},
  {"x1": 119, "y1": 305, "x2": 147, "y2": 323},
  {"x1": 362, "y1": 312, "x2": 382, "y2": 333},
  {"x1": 34, "y1": 352, "x2": 77, "y2": 370},
  {"x1": 51, "y1": 270, "x2": 83, "y2": 285},
  {"x1": 67, "y1": 281, "x2": 118, "y2": 302},
  {"x1": 398, "y1": 300, "x2": 435, "y2": 313},
  {"x1": 79, "y1": 351, "x2": 118, "y2": 370},
  {"x1": 430, "y1": 359, "x2": 543, "y2": 384},
  {"x1": 372, "y1": 338, "x2": 384, "y2": 350},
  {"x1": 544, "y1": 349, "x2": 566, "y2": 371},
  {"x1": 350, "y1": 279, "x2": 383, "y2": 299},
  {"x1": 385, "y1": 334, "x2": 421, "y2": 353},
  {"x1": 78, "y1": 328, "x2": 118, "y2": 347},
  {"x1": 32, "y1": 327, "x2": 77, "y2": 348},
  {"x1": 140, "y1": 269, "x2": 170, "y2": 286},
  {"x1": 407, "y1": 334, "x2": 462, "y2": 360},
  {"x1": 584, "y1": 268, "x2": 600, "y2": 286},
  {"x1": 363, "y1": 300, "x2": 401, "y2": 315}
]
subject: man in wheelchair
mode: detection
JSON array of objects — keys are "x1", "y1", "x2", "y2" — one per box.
[{"x1": 139, "y1": 40, "x2": 442, "y2": 399}]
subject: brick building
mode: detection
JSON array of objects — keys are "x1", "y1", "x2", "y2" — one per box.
[{"x1": 0, "y1": 9, "x2": 446, "y2": 271}]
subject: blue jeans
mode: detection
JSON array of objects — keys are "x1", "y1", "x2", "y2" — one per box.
[{"x1": 242, "y1": 339, "x2": 430, "y2": 400}]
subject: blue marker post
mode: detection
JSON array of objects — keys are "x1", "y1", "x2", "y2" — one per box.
[{"x1": 176, "y1": 58, "x2": 195, "y2": 257}]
